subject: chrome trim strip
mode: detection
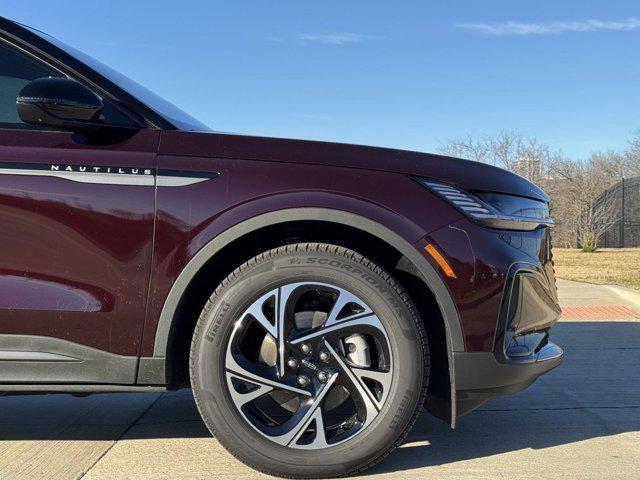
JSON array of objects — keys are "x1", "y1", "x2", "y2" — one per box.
[
  {"x1": 475, "y1": 214, "x2": 554, "y2": 231},
  {"x1": 0, "y1": 162, "x2": 219, "y2": 187},
  {"x1": 0, "y1": 167, "x2": 155, "y2": 186},
  {"x1": 156, "y1": 176, "x2": 210, "y2": 187}
]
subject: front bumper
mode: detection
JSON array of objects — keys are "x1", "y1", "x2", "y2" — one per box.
[
  {"x1": 454, "y1": 261, "x2": 564, "y2": 416},
  {"x1": 453, "y1": 343, "x2": 563, "y2": 416},
  {"x1": 422, "y1": 217, "x2": 563, "y2": 420}
]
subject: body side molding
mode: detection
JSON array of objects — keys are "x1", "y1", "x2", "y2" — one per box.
[
  {"x1": 0, "y1": 351, "x2": 80, "y2": 362},
  {"x1": 0, "y1": 335, "x2": 138, "y2": 384}
]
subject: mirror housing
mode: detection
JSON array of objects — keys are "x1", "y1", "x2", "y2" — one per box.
[{"x1": 16, "y1": 77, "x2": 133, "y2": 133}]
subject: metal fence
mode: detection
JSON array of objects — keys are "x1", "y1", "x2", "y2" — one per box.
[{"x1": 598, "y1": 176, "x2": 640, "y2": 247}]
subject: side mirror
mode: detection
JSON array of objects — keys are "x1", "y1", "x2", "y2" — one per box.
[{"x1": 17, "y1": 77, "x2": 109, "y2": 132}]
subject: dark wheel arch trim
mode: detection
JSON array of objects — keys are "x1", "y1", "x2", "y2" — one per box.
[{"x1": 149, "y1": 208, "x2": 464, "y2": 416}]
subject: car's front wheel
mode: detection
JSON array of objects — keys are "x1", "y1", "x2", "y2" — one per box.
[{"x1": 190, "y1": 243, "x2": 429, "y2": 478}]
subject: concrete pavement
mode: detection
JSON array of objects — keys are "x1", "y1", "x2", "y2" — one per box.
[
  {"x1": 1, "y1": 280, "x2": 639, "y2": 479},
  {"x1": 557, "y1": 278, "x2": 640, "y2": 310}
]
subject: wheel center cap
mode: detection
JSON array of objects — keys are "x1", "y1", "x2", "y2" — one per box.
[{"x1": 301, "y1": 357, "x2": 318, "y2": 373}]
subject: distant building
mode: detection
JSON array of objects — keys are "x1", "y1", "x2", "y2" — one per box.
[
  {"x1": 513, "y1": 157, "x2": 542, "y2": 181},
  {"x1": 597, "y1": 177, "x2": 640, "y2": 247}
]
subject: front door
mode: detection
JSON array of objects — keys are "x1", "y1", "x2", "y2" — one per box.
[{"x1": 0, "y1": 39, "x2": 158, "y2": 384}]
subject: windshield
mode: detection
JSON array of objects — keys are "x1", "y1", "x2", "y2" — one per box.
[{"x1": 26, "y1": 26, "x2": 211, "y2": 132}]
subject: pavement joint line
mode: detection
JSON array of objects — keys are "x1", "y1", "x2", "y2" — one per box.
[
  {"x1": 132, "y1": 419, "x2": 204, "y2": 425},
  {"x1": 0, "y1": 420, "x2": 205, "y2": 427},
  {"x1": 479, "y1": 405, "x2": 640, "y2": 412},
  {"x1": 77, "y1": 392, "x2": 165, "y2": 480},
  {"x1": 559, "y1": 347, "x2": 640, "y2": 350}
]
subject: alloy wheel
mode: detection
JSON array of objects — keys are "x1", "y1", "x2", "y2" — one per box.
[{"x1": 224, "y1": 282, "x2": 393, "y2": 449}]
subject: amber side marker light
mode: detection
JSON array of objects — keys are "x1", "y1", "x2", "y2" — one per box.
[{"x1": 424, "y1": 244, "x2": 457, "y2": 279}]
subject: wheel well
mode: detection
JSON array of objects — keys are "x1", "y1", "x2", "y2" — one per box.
[{"x1": 164, "y1": 220, "x2": 451, "y2": 422}]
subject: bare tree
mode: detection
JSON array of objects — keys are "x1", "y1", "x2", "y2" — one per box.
[
  {"x1": 438, "y1": 131, "x2": 560, "y2": 184},
  {"x1": 622, "y1": 132, "x2": 640, "y2": 177},
  {"x1": 438, "y1": 133, "x2": 490, "y2": 164},
  {"x1": 439, "y1": 131, "x2": 637, "y2": 251},
  {"x1": 547, "y1": 156, "x2": 620, "y2": 251}
]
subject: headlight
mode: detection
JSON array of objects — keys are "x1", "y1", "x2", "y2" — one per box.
[{"x1": 414, "y1": 177, "x2": 553, "y2": 231}]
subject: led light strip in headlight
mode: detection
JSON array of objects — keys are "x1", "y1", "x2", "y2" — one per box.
[
  {"x1": 416, "y1": 178, "x2": 553, "y2": 231},
  {"x1": 424, "y1": 181, "x2": 493, "y2": 216}
]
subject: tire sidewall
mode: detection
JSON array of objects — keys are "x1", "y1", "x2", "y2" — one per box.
[{"x1": 192, "y1": 246, "x2": 427, "y2": 476}]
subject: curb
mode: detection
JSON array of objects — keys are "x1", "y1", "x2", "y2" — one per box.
[{"x1": 604, "y1": 285, "x2": 640, "y2": 312}]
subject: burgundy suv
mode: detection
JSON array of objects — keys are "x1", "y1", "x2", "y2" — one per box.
[{"x1": 0, "y1": 17, "x2": 563, "y2": 478}]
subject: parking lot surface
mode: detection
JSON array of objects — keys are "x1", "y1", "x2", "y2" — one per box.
[{"x1": 1, "y1": 279, "x2": 638, "y2": 479}]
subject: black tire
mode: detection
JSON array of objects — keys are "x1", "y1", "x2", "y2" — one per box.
[{"x1": 190, "y1": 243, "x2": 429, "y2": 478}]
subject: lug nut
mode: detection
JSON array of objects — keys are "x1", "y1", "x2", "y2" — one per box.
[
  {"x1": 319, "y1": 350, "x2": 330, "y2": 362},
  {"x1": 286, "y1": 357, "x2": 299, "y2": 369},
  {"x1": 300, "y1": 343, "x2": 312, "y2": 355},
  {"x1": 297, "y1": 375, "x2": 310, "y2": 387},
  {"x1": 316, "y1": 371, "x2": 330, "y2": 383}
]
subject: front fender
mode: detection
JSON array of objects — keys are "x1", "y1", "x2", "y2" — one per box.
[{"x1": 151, "y1": 204, "x2": 464, "y2": 357}]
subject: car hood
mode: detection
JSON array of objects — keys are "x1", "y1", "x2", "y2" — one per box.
[{"x1": 159, "y1": 131, "x2": 548, "y2": 202}]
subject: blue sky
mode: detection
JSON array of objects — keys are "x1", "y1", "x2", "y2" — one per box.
[{"x1": 3, "y1": 1, "x2": 640, "y2": 159}]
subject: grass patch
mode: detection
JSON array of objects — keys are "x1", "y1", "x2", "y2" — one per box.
[{"x1": 553, "y1": 248, "x2": 640, "y2": 290}]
